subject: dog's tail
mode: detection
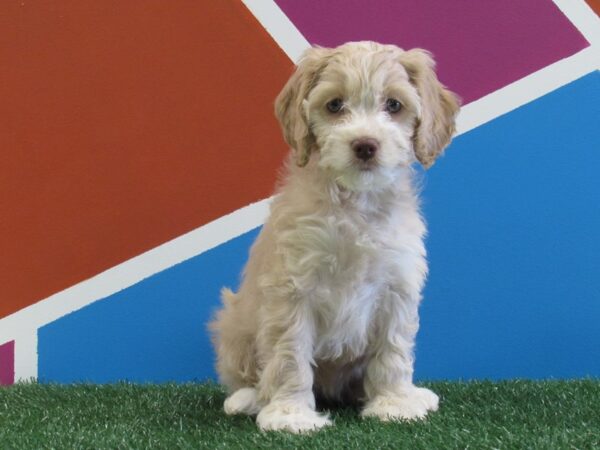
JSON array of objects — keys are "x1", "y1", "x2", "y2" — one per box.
[
  {"x1": 220, "y1": 287, "x2": 237, "y2": 307},
  {"x1": 208, "y1": 288, "x2": 237, "y2": 346}
]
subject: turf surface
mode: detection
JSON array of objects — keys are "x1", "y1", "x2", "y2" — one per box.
[{"x1": 0, "y1": 380, "x2": 598, "y2": 449}]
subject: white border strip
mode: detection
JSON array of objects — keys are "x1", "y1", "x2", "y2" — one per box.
[
  {"x1": 0, "y1": 198, "x2": 272, "y2": 349},
  {"x1": 13, "y1": 332, "x2": 37, "y2": 382},
  {"x1": 242, "y1": 0, "x2": 310, "y2": 62}
]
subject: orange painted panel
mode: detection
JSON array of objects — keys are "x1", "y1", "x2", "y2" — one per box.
[
  {"x1": 0, "y1": 1, "x2": 292, "y2": 318},
  {"x1": 585, "y1": 0, "x2": 600, "y2": 16}
]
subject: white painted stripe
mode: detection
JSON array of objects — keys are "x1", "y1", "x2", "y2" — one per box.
[
  {"x1": 242, "y1": 0, "x2": 310, "y2": 63},
  {"x1": 13, "y1": 332, "x2": 37, "y2": 382},
  {"x1": 0, "y1": 198, "x2": 272, "y2": 347},
  {"x1": 553, "y1": 0, "x2": 600, "y2": 49},
  {"x1": 456, "y1": 47, "x2": 598, "y2": 136},
  {"x1": 457, "y1": 0, "x2": 599, "y2": 135}
]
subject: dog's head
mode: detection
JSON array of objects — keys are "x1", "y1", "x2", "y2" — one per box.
[{"x1": 275, "y1": 41, "x2": 460, "y2": 191}]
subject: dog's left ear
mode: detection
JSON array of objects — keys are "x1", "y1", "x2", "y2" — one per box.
[
  {"x1": 399, "y1": 49, "x2": 461, "y2": 168},
  {"x1": 275, "y1": 47, "x2": 332, "y2": 167}
]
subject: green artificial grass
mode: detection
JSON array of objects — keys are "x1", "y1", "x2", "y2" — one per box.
[{"x1": 0, "y1": 380, "x2": 598, "y2": 449}]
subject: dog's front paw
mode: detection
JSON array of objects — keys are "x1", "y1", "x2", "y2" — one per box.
[
  {"x1": 413, "y1": 386, "x2": 439, "y2": 412},
  {"x1": 224, "y1": 387, "x2": 262, "y2": 416},
  {"x1": 256, "y1": 402, "x2": 331, "y2": 433},
  {"x1": 361, "y1": 387, "x2": 439, "y2": 422}
]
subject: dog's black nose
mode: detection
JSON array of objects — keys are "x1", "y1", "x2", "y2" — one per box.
[{"x1": 352, "y1": 138, "x2": 379, "y2": 161}]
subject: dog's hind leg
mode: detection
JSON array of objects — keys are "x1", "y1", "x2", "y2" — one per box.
[
  {"x1": 212, "y1": 289, "x2": 264, "y2": 416},
  {"x1": 210, "y1": 288, "x2": 260, "y2": 397}
]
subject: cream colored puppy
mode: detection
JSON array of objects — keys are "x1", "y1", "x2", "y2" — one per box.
[{"x1": 210, "y1": 41, "x2": 459, "y2": 433}]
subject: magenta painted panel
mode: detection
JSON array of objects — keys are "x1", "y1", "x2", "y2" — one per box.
[
  {"x1": 0, "y1": 341, "x2": 15, "y2": 385},
  {"x1": 275, "y1": 0, "x2": 589, "y2": 103}
]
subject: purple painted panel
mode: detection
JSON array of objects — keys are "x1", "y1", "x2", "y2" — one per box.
[
  {"x1": 275, "y1": 0, "x2": 589, "y2": 103},
  {"x1": 0, "y1": 340, "x2": 15, "y2": 385}
]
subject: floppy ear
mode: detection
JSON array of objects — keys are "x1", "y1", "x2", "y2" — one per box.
[
  {"x1": 399, "y1": 49, "x2": 460, "y2": 168},
  {"x1": 275, "y1": 47, "x2": 331, "y2": 167}
]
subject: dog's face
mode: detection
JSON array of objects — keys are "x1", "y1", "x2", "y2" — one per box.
[{"x1": 275, "y1": 42, "x2": 460, "y2": 191}]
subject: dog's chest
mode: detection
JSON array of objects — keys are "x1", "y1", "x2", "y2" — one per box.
[
  {"x1": 279, "y1": 194, "x2": 423, "y2": 361},
  {"x1": 304, "y1": 213, "x2": 394, "y2": 361},
  {"x1": 312, "y1": 280, "x2": 382, "y2": 362}
]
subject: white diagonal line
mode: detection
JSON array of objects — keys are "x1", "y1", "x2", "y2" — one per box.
[
  {"x1": 553, "y1": 0, "x2": 600, "y2": 49},
  {"x1": 242, "y1": 0, "x2": 310, "y2": 63},
  {"x1": 0, "y1": 198, "x2": 272, "y2": 349},
  {"x1": 456, "y1": 47, "x2": 598, "y2": 136}
]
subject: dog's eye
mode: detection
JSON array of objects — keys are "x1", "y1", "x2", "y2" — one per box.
[
  {"x1": 326, "y1": 98, "x2": 344, "y2": 113},
  {"x1": 385, "y1": 98, "x2": 402, "y2": 114}
]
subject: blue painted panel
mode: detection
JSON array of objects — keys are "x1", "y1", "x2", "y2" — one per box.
[
  {"x1": 38, "y1": 229, "x2": 260, "y2": 383},
  {"x1": 38, "y1": 72, "x2": 599, "y2": 383},
  {"x1": 416, "y1": 71, "x2": 600, "y2": 379}
]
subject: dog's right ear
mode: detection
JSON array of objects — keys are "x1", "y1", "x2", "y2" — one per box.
[{"x1": 275, "y1": 47, "x2": 331, "y2": 167}]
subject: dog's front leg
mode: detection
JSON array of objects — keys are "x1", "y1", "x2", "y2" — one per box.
[
  {"x1": 361, "y1": 288, "x2": 439, "y2": 422},
  {"x1": 255, "y1": 300, "x2": 331, "y2": 433}
]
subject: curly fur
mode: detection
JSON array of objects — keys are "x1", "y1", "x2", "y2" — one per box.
[{"x1": 210, "y1": 41, "x2": 459, "y2": 433}]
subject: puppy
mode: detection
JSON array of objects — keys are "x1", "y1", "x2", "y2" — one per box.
[{"x1": 210, "y1": 41, "x2": 459, "y2": 433}]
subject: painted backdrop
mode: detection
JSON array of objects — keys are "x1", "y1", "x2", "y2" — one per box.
[{"x1": 1, "y1": 0, "x2": 599, "y2": 384}]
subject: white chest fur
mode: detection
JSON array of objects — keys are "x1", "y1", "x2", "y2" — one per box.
[{"x1": 275, "y1": 191, "x2": 425, "y2": 363}]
